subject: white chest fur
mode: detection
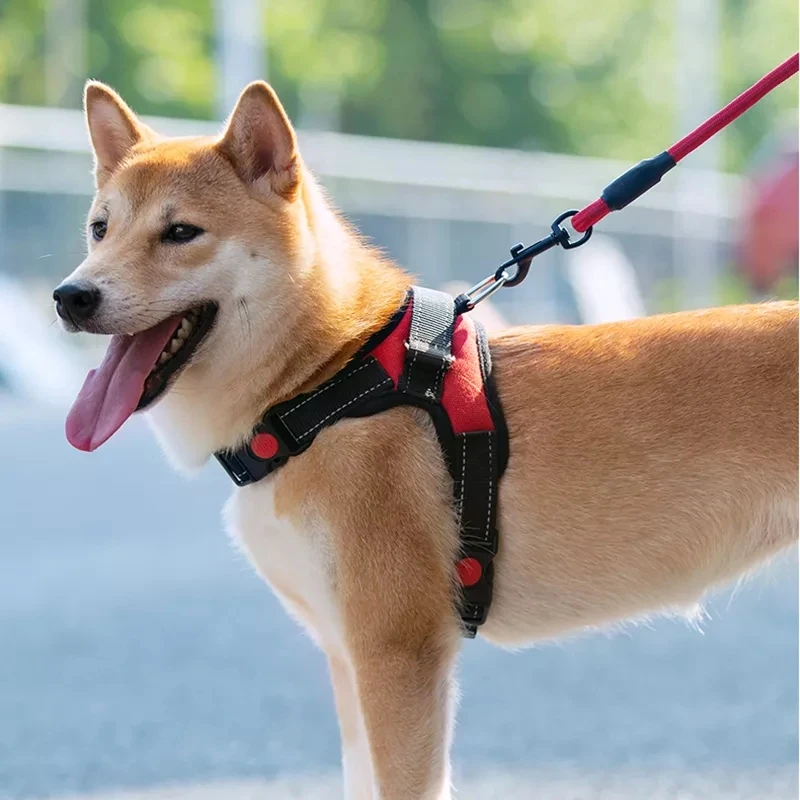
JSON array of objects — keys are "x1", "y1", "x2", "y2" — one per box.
[{"x1": 223, "y1": 480, "x2": 342, "y2": 650}]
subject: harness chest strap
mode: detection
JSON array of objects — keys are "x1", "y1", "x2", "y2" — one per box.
[{"x1": 216, "y1": 287, "x2": 509, "y2": 637}]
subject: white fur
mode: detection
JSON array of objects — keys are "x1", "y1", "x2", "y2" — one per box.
[{"x1": 225, "y1": 479, "x2": 380, "y2": 796}]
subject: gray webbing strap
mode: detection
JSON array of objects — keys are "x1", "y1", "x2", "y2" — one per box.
[{"x1": 400, "y1": 287, "x2": 455, "y2": 402}]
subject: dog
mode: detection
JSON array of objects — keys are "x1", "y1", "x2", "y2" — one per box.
[{"x1": 54, "y1": 80, "x2": 798, "y2": 799}]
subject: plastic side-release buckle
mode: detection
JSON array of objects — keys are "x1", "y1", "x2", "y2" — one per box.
[{"x1": 215, "y1": 414, "x2": 303, "y2": 487}]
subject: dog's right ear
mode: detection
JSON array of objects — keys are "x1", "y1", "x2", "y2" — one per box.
[
  {"x1": 84, "y1": 81, "x2": 154, "y2": 188},
  {"x1": 217, "y1": 81, "x2": 299, "y2": 200}
]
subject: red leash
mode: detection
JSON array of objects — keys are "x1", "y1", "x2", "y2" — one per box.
[
  {"x1": 572, "y1": 52, "x2": 800, "y2": 233},
  {"x1": 456, "y1": 52, "x2": 799, "y2": 314}
]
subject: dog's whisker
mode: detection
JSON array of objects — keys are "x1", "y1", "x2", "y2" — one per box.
[{"x1": 237, "y1": 298, "x2": 253, "y2": 359}]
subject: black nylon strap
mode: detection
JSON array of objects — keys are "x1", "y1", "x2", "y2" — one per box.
[
  {"x1": 215, "y1": 357, "x2": 393, "y2": 486},
  {"x1": 455, "y1": 430, "x2": 499, "y2": 637},
  {"x1": 400, "y1": 287, "x2": 455, "y2": 402},
  {"x1": 276, "y1": 358, "x2": 392, "y2": 443},
  {"x1": 457, "y1": 431, "x2": 498, "y2": 550}
]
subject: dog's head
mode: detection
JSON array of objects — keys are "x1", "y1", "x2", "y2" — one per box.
[{"x1": 56, "y1": 81, "x2": 313, "y2": 452}]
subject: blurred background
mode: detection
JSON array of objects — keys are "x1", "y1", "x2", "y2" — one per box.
[{"x1": 0, "y1": 1, "x2": 797, "y2": 798}]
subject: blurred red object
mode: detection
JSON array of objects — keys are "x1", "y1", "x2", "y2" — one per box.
[{"x1": 738, "y1": 130, "x2": 799, "y2": 293}]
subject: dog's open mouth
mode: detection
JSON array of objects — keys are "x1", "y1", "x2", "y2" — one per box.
[
  {"x1": 66, "y1": 303, "x2": 217, "y2": 452},
  {"x1": 137, "y1": 303, "x2": 218, "y2": 411}
]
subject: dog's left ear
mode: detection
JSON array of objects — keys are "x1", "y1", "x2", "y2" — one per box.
[{"x1": 217, "y1": 81, "x2": 299, "y2": 199}]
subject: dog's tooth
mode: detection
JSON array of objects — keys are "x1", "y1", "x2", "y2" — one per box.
[
  {"x1": 181, "y1": 318, "x2": 192, "y2": 332},
  {"x1": 170, "y1": 338, "x2": 182, "y2": 354},
  {"x1": 177, "y1": 327, "x2": 189, "y2": 340},
  {"x1": 158, "y1": 352, "x2": 170, "y2": 365}
]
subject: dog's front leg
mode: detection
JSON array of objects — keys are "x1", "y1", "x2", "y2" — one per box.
[
  {"x1": 293, "y1": 409, "x2": 465, "y2": 797},
  {"x1": 328, "y1": 652, "x2": 377, "y2": 799},
  {"x1": 344, "y1": 624, "x2": 460, "y2": 800}
]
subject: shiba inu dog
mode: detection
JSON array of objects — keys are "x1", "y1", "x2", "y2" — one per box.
[{"x1": 54, "y1": 80, "x2": 798, "y2": 799}]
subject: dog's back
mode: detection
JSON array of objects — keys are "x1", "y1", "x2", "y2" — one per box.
[{"x1": 484, "y1": 301, "x2": 798, "y2": 643}]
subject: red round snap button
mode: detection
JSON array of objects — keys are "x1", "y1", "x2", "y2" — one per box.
[
  {"x1": 250, "y1": 432, "x2": 279, "y2": 460},
  {"x1": 456, "y1": 557, "x2": 482, "y2": 587}
]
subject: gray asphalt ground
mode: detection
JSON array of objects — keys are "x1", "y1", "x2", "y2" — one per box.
[{"x1": 0, "y1": 411, "x2": 796, "y2": 799}]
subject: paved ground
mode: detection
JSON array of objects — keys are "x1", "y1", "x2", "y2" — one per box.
[{"x1": 0, "y1": 412, "x2": 796, "y2": 799}]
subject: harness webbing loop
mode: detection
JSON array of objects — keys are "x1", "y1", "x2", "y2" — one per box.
[{"x1": 401, "y1": 287, "x2": 455, "y2": 402}]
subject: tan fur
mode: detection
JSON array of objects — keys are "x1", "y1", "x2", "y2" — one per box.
[{"x1": 57, "y1": 81, "x2": 799, "y2": 800}]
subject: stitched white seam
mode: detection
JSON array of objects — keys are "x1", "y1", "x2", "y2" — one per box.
[
  {"x1": 297, "y1": 378, "x2": 392, "y2": 439},
  {"x1": 485, "y1": 433, "x2": 493, "y2": 539},
  {"x1": 283, "y1": 361, "x2": 374, "y2": 417},
  {"x1": 408, "y1": 347, "x2": 419, "y2": 388},
  {"x1": 459, "y1": 435, "x2": 467, "y2": 524},
  {"x1": 438, "y1": 322, "x2": 455, "y2": 396},
  {"x1": 432, "y1": 350, "x2": 446, "y2": 397}
]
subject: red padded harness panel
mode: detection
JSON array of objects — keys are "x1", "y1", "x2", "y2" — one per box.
[{"x1": 370, "y1": 303, "x2": 495, "y2": 434}]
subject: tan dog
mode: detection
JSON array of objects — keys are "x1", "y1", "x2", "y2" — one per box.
[{"x1": 54, "y1": 80, "x2": 798, "y2": 800}]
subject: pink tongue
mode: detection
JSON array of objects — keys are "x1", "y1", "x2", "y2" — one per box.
[{"x1": 66, "y1": 315, "x2": 182, "y2": 452}]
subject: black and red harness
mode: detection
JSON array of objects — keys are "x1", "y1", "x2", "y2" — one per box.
[{"x1": 216, "y1": 287, "x2": 508, "y2": 637}]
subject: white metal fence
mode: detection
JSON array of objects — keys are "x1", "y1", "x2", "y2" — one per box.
[{"x1": 0, "y1": 103, "x2": 741, "y2": 325}]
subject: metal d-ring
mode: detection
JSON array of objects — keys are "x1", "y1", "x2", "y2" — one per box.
[{"x1": 552, "y1": 209, "x2": 593, "y2": 250}]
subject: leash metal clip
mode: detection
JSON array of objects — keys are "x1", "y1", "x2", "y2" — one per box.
[
  {"x1": 454, "y1": 210, "x2": 593, "y2": 316},
  {"x1": 455, "y1": 269, "x2": 510, "y2": 314}
]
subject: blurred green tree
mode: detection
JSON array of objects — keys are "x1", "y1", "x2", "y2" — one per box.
[{"x1": 0, "y1": 0, "x2": 796, "y2": 171}]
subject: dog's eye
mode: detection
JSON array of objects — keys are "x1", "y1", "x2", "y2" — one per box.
[
  {"x1": 90, "y1": 221, "x2": 107, "y2": 241},
  {"x1": 163, "y1": 223, "x2": 204, "y2": 243}
]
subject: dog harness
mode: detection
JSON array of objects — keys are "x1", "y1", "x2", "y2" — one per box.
[{"x1": 215, "y1": 287, "x2": 509, "y2": 636}]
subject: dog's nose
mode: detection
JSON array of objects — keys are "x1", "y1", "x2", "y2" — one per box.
[{"x1": 53, "y1": 282, "x2": 101, "y2": 324}]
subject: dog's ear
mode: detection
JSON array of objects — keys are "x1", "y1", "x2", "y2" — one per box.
[
  {"x1": 217, "y1": 81, "x2": 299, "y2": 199},
  {"x1": 84, "y1": 81, "x2": 155, "y2": 188}
]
